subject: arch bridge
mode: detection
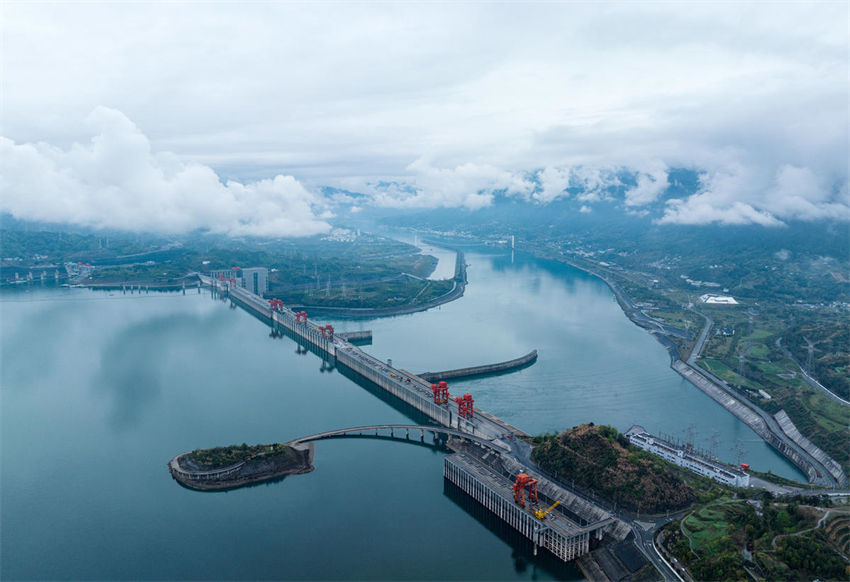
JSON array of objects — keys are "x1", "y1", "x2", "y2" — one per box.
[{"x1": 291, "y1": 424, "x2": 510, "y2": 453}]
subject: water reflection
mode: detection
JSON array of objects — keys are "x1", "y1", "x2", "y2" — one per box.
[
  {"x1": 94, "y1": 311, "x2": 227, "y2": 430},
  {"x1": 443, "y1": 480, "x2": 582, "y2": 580}
]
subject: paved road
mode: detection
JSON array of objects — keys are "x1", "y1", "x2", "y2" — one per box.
[
  {"x1": 631, "y1": 517, "x2": 686, "y2": 582},
  {"x1": 686, "y1": 309, "x2": 712, "y2": 365}
]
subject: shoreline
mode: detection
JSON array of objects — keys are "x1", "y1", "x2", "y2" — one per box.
[{"x1": 523, "y1": 247, "x2": 844, "y2": 487}]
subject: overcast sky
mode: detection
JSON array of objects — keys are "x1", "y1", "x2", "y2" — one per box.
[{"x1": 2, "y1": 1, "x2": 848, "y2": 235}]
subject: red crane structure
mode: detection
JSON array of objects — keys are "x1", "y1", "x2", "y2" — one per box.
[
  {"x1": 295, "y1": 311, "x2": 308, "y2": 324},
  {"x1": 513, "y1": 473, "x2": 538, "y2": 507},
  {"x1": 319, "y1": 324, "x2": 334, "y2": 339},
  {"x1": 431, "y1": 381, "x2": 450, "y2": 404},
  {"x1": 268, "y1": 298, "x2": 284, "y2": 312},
  {"x1": 455, "y1": 393, "x2": 474, "y2": 418}
]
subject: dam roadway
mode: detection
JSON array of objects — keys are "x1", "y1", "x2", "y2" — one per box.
[{"x1": 203, "y1": 274, "x2": 529, "y2": 448}]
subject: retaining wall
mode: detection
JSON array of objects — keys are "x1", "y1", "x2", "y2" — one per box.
[{"x1": 774, "y1": 410, "x2": 848, "y2": 486}]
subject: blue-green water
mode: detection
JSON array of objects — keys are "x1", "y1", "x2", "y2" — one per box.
[{"x1": 1, "y1": 248, "x2": 803, "y2": 580}]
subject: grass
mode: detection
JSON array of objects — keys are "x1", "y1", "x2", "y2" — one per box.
[
  {"x1": 190, "y1": 443, "x2": 293, "y2": 468},
  {"x1": 746, "y1": 328, "x2": 775, "y2": 341},
  {"x1": 681, "y1": 498, "x2": 744, "y2": 552},
  {"x1": 647, "y1": 309, "x2": 702, "y2": 331},
  {"x1": 807, "y1": 393, "x2": 850, "y2": 433},
  {"x1": 699, "y1": 358, "x2": 762, "y2": 392},
  {"x1": 742, "y1": 342, "x2": 770, "y2": 359}
]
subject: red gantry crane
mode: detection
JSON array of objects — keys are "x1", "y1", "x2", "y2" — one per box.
[
  {"x1": 455, "y1": 393, "x2": 474, "y2": 418},
  {"x1": 268, "y1": 298, "x2": 284, "y2": 312},
  {"x1": 431, "y1": 381, "x2": 450, "y2": 404},
  {"x1": 513, "y1": 473, "x2": 538, "y2": 507}
]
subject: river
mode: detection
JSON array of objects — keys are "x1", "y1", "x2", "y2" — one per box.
[{"x1": 0, "y1": 245, "x2": 803, "y2": 580}]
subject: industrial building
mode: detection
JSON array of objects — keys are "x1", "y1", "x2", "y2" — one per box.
[
  {"x1": 625, "y1": 426, "x2": 750, "y2": 487},
  {"x1": 209, "y1": 267, "x2": 268, "y2": 295}
]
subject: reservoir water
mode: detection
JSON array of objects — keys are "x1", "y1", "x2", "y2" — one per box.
[{"x1": 1, "y1": 246, "x2": 803, "y2": 580}]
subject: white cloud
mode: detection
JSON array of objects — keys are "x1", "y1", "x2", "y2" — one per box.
[
  {"x1": 365, "y1": 158, "x2": 534, "y2": 210},
  {"x1": 624, "y1": 163, "x2": 670, "y2": 207},
  {"x1": 534, "y1": 166, "x2": 573, "y2": 203},
  {"x1": 0, "y1": 107, "x2": 330, "y2": 236},
  {"x1": 659, "y1": 198, "x2": 783, "y2": 227},
  {"x1": 657, "y1": 162, "x2": 850, "y2": 226},
  {"x1": 764, "y1": 165, "x2": 850, "y2": 221},
  {"x1": 1, "y1": 3, "x2": 848, "y2": 227}
]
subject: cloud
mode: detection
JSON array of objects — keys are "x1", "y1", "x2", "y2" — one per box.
[
  {"x1": 0, "y1": 107, "x2": 331, "y2": 236},
  {"x1": 364, "y1": 158, "x2": 535, "y2": 210},
  {"x1": 624, "y1": 163, "x2": 670, "y2": 207},
  {"x1": 657, "y1": 163, "x2": 849, "y2": 226},
  {"x1": 660, "y1": 198, "x2": 783, "y2": 227},
  {"x1": 2, "y1": 3, "x2": 848, "y2": 227},
  {"x1": 534, "y1": 166, "x2": 573, "y2": 203}
]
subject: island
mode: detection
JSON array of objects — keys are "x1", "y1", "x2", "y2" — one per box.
[{"x1": 168, "y1": 442, "x2": 314, "y2": 491}]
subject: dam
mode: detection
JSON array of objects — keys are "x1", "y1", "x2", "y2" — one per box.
[{"x1": 200, "y1": 274, "x2": 618, "y2": 563}]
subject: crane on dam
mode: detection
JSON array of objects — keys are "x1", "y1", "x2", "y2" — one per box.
[{"x1": 535, "y1": 500, "x2": 560, "y2": 520}]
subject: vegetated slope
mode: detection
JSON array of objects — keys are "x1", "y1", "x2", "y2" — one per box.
[
  {"x1": 530, "y1": 424, "x2": 695, "y2": 513},
  {"x1": 786, "y1": 320, "x2": 850, "y2": 400},
  {"x1": 186, "y1": 443, "x2": 295, "y2": 470},
  {"x1": 170, "y1": 442, "x2": 314, "y2": 491},
  {"x1": 663, "y1": 495, "x2": 848, "y2": 582}
]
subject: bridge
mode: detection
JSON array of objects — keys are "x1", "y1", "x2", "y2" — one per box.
[{"x1": 291, "y1": 423, "x2": 510, "y2": 452}]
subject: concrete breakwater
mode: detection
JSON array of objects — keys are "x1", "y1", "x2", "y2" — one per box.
[
  {"x1": 168, "y1": 443, "x2": 315, "y2": 491},
  {"x1": 335, "y1": 330, "x2": 372, "y2": 344},
  {"x1": 419, "y1": 350, "x2": 538, "y2": 383}
]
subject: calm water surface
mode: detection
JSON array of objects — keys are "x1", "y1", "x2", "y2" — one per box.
[{"x1": 1, "y1": 247, "x2": 802, "y2": 580}]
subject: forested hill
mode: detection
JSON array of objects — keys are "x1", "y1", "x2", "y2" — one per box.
[{"x1": 530, "y1": 424, "x2": 696, "y2": 514}]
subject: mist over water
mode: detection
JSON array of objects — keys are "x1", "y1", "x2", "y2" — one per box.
[{"x1": 1, "y1": 249, "x2": 802, "y2": 579}]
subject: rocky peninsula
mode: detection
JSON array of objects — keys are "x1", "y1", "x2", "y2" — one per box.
[{"x1": 168, "y1": 442, "x2": 314, "y2": 491}]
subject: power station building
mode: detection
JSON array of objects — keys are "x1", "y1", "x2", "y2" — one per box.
[
  {"x1": 625, "y1": 425, "x2": 750, "y2": 487},
  {"x1": 209, "y1": 267, "x2": 268, "y2": 296}
]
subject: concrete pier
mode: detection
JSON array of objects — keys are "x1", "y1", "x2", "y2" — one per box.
[{"x1": 335, "y1": 330, "x2": 373, "y2": 344}]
